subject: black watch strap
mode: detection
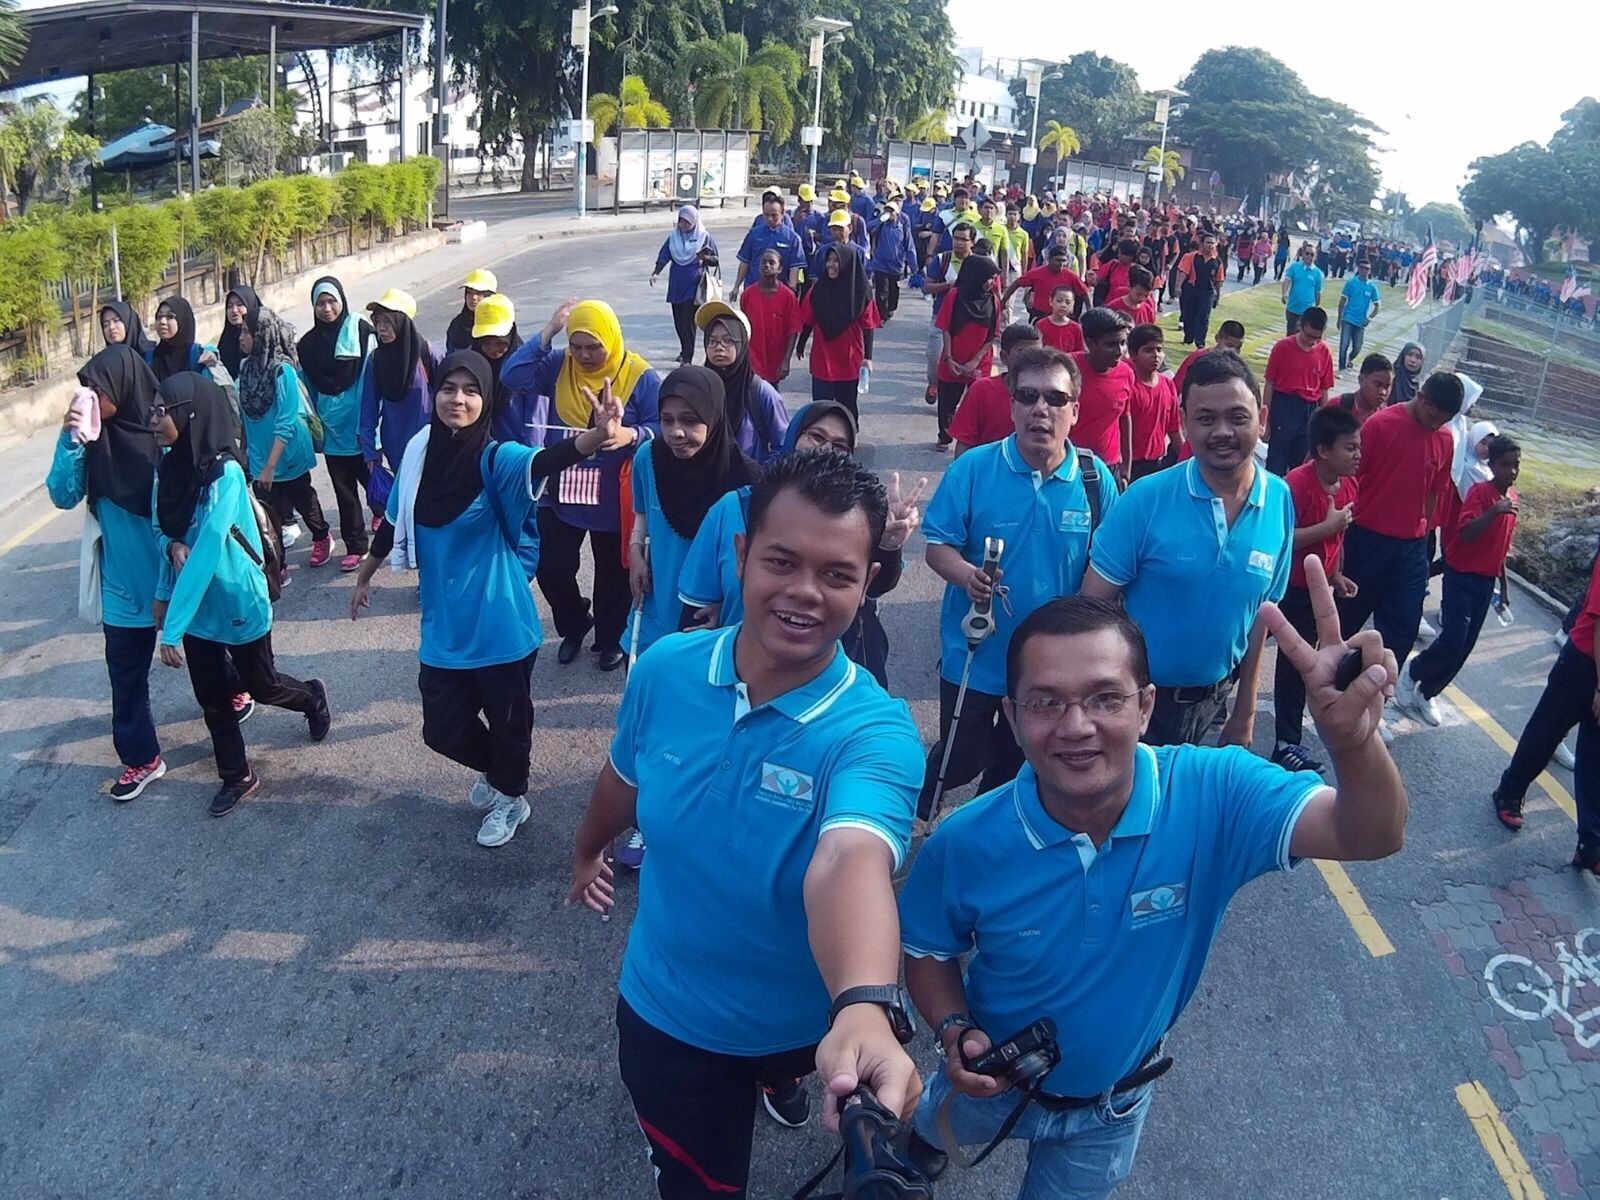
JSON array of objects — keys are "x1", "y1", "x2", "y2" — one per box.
[{"x1": 828, "y1": 985, "x2": 915, "y2": 1045}]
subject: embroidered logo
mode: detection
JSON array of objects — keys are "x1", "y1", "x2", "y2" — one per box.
[
  {"x1": 1247, "y1": 549, "x2": 1276, "y2": 574},
  {"x1": 1130, "y1": 883, "x2": 1187, "y2": 924},
  {"x1": 1059, "y1": 508, "x2": 1091, "y2": 531},
  {"x1": 759, "y1": 762, "x2": 815, "y2": 811}
]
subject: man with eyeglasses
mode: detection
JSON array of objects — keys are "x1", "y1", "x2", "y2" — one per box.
[
  {"x1": 1280, "y1": 242, "x2": 1325, "y2": 336},
  {"x1": 897, "y1": 573, "x2": 1406, "y2": 1195},
  {"x1": 917, "y1": 346, "x2": 1121, "y2": 820}
]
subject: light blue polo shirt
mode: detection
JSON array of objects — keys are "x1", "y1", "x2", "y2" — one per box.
[
  {"x1": 677, "y1": 486, "x2": 749, "y2": 624},
  {"x1": 610, "y1": 626, "x2": 922, "y2": 1055},
  {"x1": 900, "y1": 746, "x2": 1320, "y2": 1096},
  {"x1": 923, "y1": 436, "x2": 1120, "y2": 697},
  {"x1": 1089, "y1": 459, "x2": 1292, "y2": 688},
  {"x1": 1339, "y1": 275, "x2": 1381, "y2": 327},
  {"x1": 1283, "y1": 260, "x2": 1324, "y2": 314}
]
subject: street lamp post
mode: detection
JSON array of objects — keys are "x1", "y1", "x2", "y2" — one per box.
[
  {"x1": 1150, "y1": 87, "x2": 1187, "y2": 209},
  {"x1": 802, "y1": 17, "x2": 851, "y2": 191},
  {"x1": 1019, "y1": 65, "x2": 1061, "y2": 196},
  {"x1": 573, "y1": 1, "x2": 618, "y2": 221}
]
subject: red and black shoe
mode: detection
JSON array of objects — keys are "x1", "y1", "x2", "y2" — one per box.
[{"x1": 1494, "y1": 795, "x2": 1524, "y2": 831}]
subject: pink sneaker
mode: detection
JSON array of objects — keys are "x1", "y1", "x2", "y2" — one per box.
[
  {"x1": 339, "y1": 553, "x2": 362, "y2": 573},
  {"x1": 308, "y1": 536, "x2": 332, "y2": 568},
  {"x1": 110, "y1": 756, "x2": 166, "y2": 802},
  {"x1": 370, "y1": 513, "x2": 382, "y2": 533}
]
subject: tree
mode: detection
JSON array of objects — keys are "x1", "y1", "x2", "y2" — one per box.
[
  {"x1": 0, "y1": 0, "x2": 26, "y2": 84},
  {"x1": 588, "y1": 75, "x2": 671, "y2": 142},
  {"x1": 678, "y1": 34, "x2": 801, "y2": 143},
  {"x1": 1141, "y1": 145, "x2": 1183, "y2": 189},
  {"x1": 0, "y1": 99, "x2": 100, "y2": 214},
  {"x1": 1010, "y1": 53, "x2": 1146, "y2": 161},
  {"x1": 901, "y1": 109, "x2": 950, "y2": 144},
  {"x1": 1407, "y1": 201, "x2": 1473, "y2": 248},
  {"x1": 220, "y1": 104, "x2": 287, "y2": 182},
  {"x1": 70, "y1": 57, "x2": 293, "y2": 141},
  {"x1": 1461, "y1": 142, "x2": 1578, "y2": 265},
  {"x1": 1038, "y1": 120, "x2": 1080, "y2": 178}
]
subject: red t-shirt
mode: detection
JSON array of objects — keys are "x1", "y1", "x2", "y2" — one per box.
[
  {"x1": 1099, "y1": 260, "x2": 1133, "y2": 305},
  {"x1": 1286, "y1": 461, "x2": 1359, "y2": 588},
  {"x1": 1013, "y1": 264, "x2": 1088, "y2": 314},
  {"x1": 1351, "y1": 403, "x2": 1454, "y2": 539},
  {"x1": 739, "y1": 284, "x2": 801, "y2": 383},
  {"x1": 1069, "y1": 353, "x2": 1135, "y2": 465},
  {"x1": 1265, "y1": 337, "x2": 1335, "y2": 402},
  {"x1": 1444, "y1": 482, "x2": 1517, "y2": 578},
  {"x1": 947, "y1": 375, "x2": 1013, "y2": 448},
  {"x1": 1107, "y1": 294, "x2": 1157, "y2": 326},
  {"x1": 934, "y1": 291, "x2": 998, "y2": 384},
  {"x1": 1171, "y1": 347, "x2": 1205, "y2": 398},
  {"x1": 1035, "y1": 316, "x2": 1085, "y2": 354},
  {"x1": 798, "y1": 293, "x2": 882, "y2": 382},
  {"x1": 1568, "y1": 553, "x2": 1600, "y2": 659},
  {"x1": 1128, "y1": 371, "x2": 1180, "y2": 462}
]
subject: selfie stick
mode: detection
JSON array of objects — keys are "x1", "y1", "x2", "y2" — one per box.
[{"x1": 926, "y1": 537, "x2": 1004, "y2": 826}]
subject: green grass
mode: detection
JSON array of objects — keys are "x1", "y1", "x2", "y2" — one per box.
[{"x1": 1462, "y1": 310, "x2": 1600, "y2": 376}]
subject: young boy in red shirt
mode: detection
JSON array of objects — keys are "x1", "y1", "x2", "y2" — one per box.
[
  {"x1": 1398, "y1": 435, "x2": 1520, "y2": 728},
  {"x1": 738, "y1": 248, "x2": 800, "y2": 386},
  {"x1": 1263, "y1": 304, "x2": 1335, "y2": 476},
  {"x1": 1069, "y1": 307, "x2": 1135, "y2": 484},
  {"x1": 948, "y1": 322, "x2": 1042, "y2": 455},
  {"x1": 1272, "y1": 403, "x2": 1361, "y2": 773},
  {"x1": 1001, "y1": 244, "x2": 1089, "y2": 321},
  {"x1": 1126, "y1": 323, "x2": 1180, "y2": 480},
  {"x1": 1172, "y1": 319, "x2": 1244, "y2": 397},
  {"x1": 1107, "y1": 265, "x2": 1158, "y2": 326},
  {"x1": 1034, "y1": 284, "x2": 1085, "y2": 354}
]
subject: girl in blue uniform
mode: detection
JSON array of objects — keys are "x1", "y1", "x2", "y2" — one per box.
[
  {"x1": 217, "y1": 285, "x2": 259, "y2": 382},
  {"x1": 468, "y1": 293, "x2": 546, "y2": 448},
  {"x1": 696, "y1": 304, "x2": 789, "y2": 462},
  {"x1": 350, "y1": 351, "x2": 626, "y2": 848},
  {"x1": 359, "y1": 290, "x2": 440, "y2": 480},
  {"x1": 99, "y1": 301, "x2": 153, "y2": 355},
  {"x1": 148, "y1": 297, "x2": 216, "y2": 383},
  {"x1": 297, "y1": 276, "x2": 373, "y2": 571},
  {"x1": 237, "y1": 304, "x2": 332, "y2": 573},
  {"x1": 152, "y1": 374, "x2": 331, "y2": 817},
  {"x1": 46, "y1": 346, "x2": 166, "y2": 800}
]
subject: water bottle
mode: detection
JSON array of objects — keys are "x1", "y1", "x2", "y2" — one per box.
[
  {"x1": 858, "y1": 363, "x2": 871, "y2": 394},
  {"x1": 1492, "y1": 583, "x2": 1514, "y2": 627}
]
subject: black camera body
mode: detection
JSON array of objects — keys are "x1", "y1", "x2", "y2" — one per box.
[
  {"x1": 837, "y1": 1088, "x2": 934, "y2": 1199},
  {"x1": 962, "y1": 1017, "x2": 1061, "y2": 1091}
]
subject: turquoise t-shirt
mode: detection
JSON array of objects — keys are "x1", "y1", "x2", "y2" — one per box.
[
  {"x1": 45, "y1": 431, "x2": 161, "y2": 629},
  {"x1": 1284, "y1": 260, "x2": 1325, "y2": 314},
  {"x1": 242, "y1": 363, "x2": 316, "y2": 483},
  {"x1": 677, "y1": 487, "x2": 749, "y2": 625},
  {"x1": 301, "y1": 360, "x2": 366, "y2": 458},
  {"x1": 154, "y1": 459, "x2": 272, "y2": 647},
  {"x1": 627, "y1": 441, "x2": 694, "y2": 654}
]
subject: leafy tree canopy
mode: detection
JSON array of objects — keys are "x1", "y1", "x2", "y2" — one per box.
[
  {"x1": 1461, "y1": 97, "x2": 1600, "y2": 262},
  {"x1": 1010, "y1": 52, "x2": 1146, "y2": 162}
]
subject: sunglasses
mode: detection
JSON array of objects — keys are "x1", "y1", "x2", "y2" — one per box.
[{"x1": 1012, "y1": 386, "x2": 1076, "y2": 408}]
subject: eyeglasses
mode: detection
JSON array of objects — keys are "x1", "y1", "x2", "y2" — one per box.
[
  {"x1": 704, "y1": 337, "x2": 739, "y2": 351},
  {"x1": 149, "y1": 397, "x2": 194, "y2": 425},
  {"x1": 1012, "y1": 386, "x2": 1076, "y2": 408},
  {"x1": 798, "y1": 429, "x2": 853, "y2": 453},
  {"x1": 1017, "y1": 691, "x2": 1141, "y2": 721}
]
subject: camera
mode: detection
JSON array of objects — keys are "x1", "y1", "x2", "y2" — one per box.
[
  {"x1": 961, "y1": 1018, "x2": 1061, "y2": 1091},
  {"x1": 837, "y1": 1088, "x2": 934, "y2": 1199}
]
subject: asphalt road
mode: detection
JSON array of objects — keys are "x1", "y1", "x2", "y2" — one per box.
[{"x1": 2, "y1": 228, "x2": 1597, "y2": 1199}]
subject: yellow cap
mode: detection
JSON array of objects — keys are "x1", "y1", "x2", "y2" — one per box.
[
  {"x1": 463, "y1": 268, "x2": 498, "y2": 292},
  {"x1": 920, "y1": 198, "x2": 937, "y2": 212},
  {"x1": 693, "y1": 300, "x2": 750, "y2": 335},
  {"x1": 796, "y1": 183, "x2": 815, "y2": 202},
  {"x1": 828, "y1": 188, "x2": 850, "y2": 205},
  {"x1": 849, "y1": 173, "x2": 864, "y2": 186},
  {"x1": 828, "y1": 210, "x2": 850, "y2": 228},
  {"x1": 833, "y1": 179, "x2": 847, "y2": 192},
  {"x1": 934, "y1": 180, "x2": 949, "y2": 194},
  {"x1": 471, "y1": 292, "x2": 515, "y2": 339},
  {"x1": 366, "y1": 288, "x2": 417, "y2": 319}
]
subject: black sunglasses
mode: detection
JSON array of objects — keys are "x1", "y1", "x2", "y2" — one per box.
[{"x1": 1012, "y1": 386, "x2": 1076, "y2": 408}]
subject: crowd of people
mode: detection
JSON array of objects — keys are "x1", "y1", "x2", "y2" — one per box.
[{"x1": 44, "y1": 177, "x2": 1599, "y2": 1200}]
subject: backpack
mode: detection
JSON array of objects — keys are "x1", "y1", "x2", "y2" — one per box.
[
  {"x1": 229, "y1": 488, "x2": 285, "y2": 603},
  {"x1": 1078, "y1": 450, "x2": 1104, "y2": 539}
]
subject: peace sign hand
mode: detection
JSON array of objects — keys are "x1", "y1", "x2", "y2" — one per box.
[
  {"x1": 1259, "y1": 555, "x2": 1395, "y2": 754},
  {"x1": 881, "y1": 472, "x2": 929, "y2": 551}
]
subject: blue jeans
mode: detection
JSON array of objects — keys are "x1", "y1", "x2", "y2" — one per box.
[
  {"x1": 1338, "y1": 319, "x2": 1366, "y2": 370},
  {"x1": 1408, "y1": 567, "x2": 1494, "y2": 699},
  {"x1": 912, "y1": 1070, "x2": 1153, "y2": 1199}
]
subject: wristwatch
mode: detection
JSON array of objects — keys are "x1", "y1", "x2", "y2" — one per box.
[
  {"x1": 933, "y1": 1012, "x2": 978, "y2": 1061},
  {"x1": 828, "y1": 985, "x2": 916, "y2": 1045}
]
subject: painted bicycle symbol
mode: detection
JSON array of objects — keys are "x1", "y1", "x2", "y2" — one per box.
[{"x1": 1485, "y1": 927, "x2": 1600, "y2": 1048}]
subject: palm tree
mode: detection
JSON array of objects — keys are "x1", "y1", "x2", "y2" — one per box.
[
  {"x1": 901, "y1": 108, "x2": 950, "y2": 145},
  {"x1": 1141, "y1": 145, "x2": 1184, "y2": 190},
  {"x1": 0, "y1": 0, "x2": 27, "y2": 83},
  {"x1": 588, "y1": 75, "x2": 671, "y2": 144},
  {"x1": 1038, "y1": 119, "x2": 1080, "y2": 180},
  {"x1": 678, "y1": 34, "x2": 802, "y2": 144}
]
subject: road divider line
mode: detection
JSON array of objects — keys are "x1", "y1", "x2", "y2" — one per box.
[
  {"x1": 1312, "y1": 860, "x2": 1395, "y2": 957},
  {"x1": 0, "y1": 508, "x2": 61, "y2": 558},
  {"x1": 1444, "y1": 685, "x2": 1576, "y2": 824},
  {"x1": 1455, "y1": 1080, "x2": 1545, "y2": 1199}
]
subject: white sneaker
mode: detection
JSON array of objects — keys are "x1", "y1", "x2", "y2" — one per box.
[
  {"x1": 476, "y1": 793, "x2": 530, "y2": 847},
  {"x1": 1416, "y1": 616, "x2": 1438, "y2": 643},
  {"x1": 467, "y1": 773, "x2": 494, "y2": 810},
  {"x1": 281, "y1": 521, "x2": 304, "y2": 549},
  {"x1": 1555, "y1": 740, "x2": 1577, "y2": 770}
]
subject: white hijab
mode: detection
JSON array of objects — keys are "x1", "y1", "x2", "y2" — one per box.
[{"x1": 1454, "y1": 419, "x2": 1500, "y2": 500}]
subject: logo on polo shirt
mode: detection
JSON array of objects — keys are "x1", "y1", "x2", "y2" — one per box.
[
  {"x1": 758, "y1": 762, "x2": 816, "y2": 812},
  {"x1": 1246, "y1": 549, "x2": 1276, "y2": 576},
  {"x1": 1129, "y1": 883, "x2": 1187, "y2": 925},
  {"x1": 1058, "y1": 508, "x2": 1090, "y2": 532}
]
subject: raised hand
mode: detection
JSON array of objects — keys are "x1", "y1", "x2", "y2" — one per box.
[{"x1": 881, "y1": 472, "x2": 929, "y2": 551}]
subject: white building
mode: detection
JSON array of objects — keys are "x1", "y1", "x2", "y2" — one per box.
[{"x1": 946, "y1": 47, "x2": 1024, "y2": 140}]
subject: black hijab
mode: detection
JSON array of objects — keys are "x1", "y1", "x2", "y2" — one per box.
[
  {"x1": 150, "y1": 296, "x2": 197, "y2": 382},
  {"x1": 473, "y1": 329, "x2": 525, "y2": 417},
  {"x1": 77, "y1": 345, "x2": 161, "y2": 517},
  {"x1": 652, "y1": 365, "x2": 759, "y2": 540},
  {"x1": 809, "y1": 244, "x2": 872, "y2": 341},
  {"x1": 703, "y1": 315, "x2": 757, "y2": 437},
  {"x1": 298, "y1": 276, "x2": 371, "y2": 396},
  {"x1": 218, "y1": 285, "x2": 260, "y2": 378},
  {"x1": 950, "y1": 255, "x2": 1001, "y2": 335},
  {"x1": 415, "y1": 350, "x2": 495, "y2": 528},
  {"x1": 1393, "y1": 341, "x2": 1424, "y2": 404},
  {"x1": 156, "y1": 374, "x2": 247, "y2": 540},
  {"x1": 780, "y1": 400, "x2": 858, "y2": 456},
  {"x1": 99, "y1": 301, "x2": 153, "y2": 355},
  {"x1": 372, "y1": 306, "x2": 435, "y2": 404}
]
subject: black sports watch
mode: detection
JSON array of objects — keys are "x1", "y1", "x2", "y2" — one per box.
[{"x1": 828, "y1": 985, "x2": 916, "y2": 1045}]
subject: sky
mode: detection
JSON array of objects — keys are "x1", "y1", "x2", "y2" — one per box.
[{"x1": 946, "y1": 0, "x2": 1600, "y2": 210}]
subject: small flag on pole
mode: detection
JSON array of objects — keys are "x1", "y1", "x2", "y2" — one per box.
[{"x1": 1406, "y1": 225, "x2": 1436, "y2": 308}]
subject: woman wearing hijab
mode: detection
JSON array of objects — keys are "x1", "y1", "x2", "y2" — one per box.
[
  {"x1": 650, "y1": 206, "x2": 720, "y2": 365},
  {"x1": 676, "y1": 401, "x2": 922, "y2": 689},
  {"x1": 99, "y1": 301, "x2": 153, "y2": 354},
  {"x1": 445, "y1": 268, "x2": 506, "y2": 353},
  {"x1": 932, "y1": 253, "x2": 1002, "y2": 452},
  {"x1": 500, "y1": 299, "x2": 660, "y2": 672},
  {"x1": 350, "y1": 350, "x2": 625, "y2": 847},
  {"x1": 217, "y1": 285, "x2": 260, "y2": 382},
  {"x1": 797, "y1": 243, "x2": 880, "y2": 422},
  {"x1": 45, "y1": 345, "x2": 168, "y2": 800},
  {"x1": 297, "y1": 277, "x2": 373, "y2": 571},
  {"x1": 694, "y1": 302, "x2": 788, "y2": 462},
  {"x1": 147, "y1": 296, "x2": 219, "y2": 382},
  {"x1": 151, "y1": 373, "x2": 331, "y2": 818},
  {"x1": 358, "y1": 289, "x2": 440, "y2": 482},
  {"x1": 1392, "y1": 341, "x2": 1425, "y2": 404},
  {"x1": 467, "y1": 293, "x2": 543, "y2": 447}
]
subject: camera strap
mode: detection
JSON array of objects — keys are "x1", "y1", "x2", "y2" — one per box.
[{"x1": 936, "y1": 1085, "x2": 1035, "y2": 1170}]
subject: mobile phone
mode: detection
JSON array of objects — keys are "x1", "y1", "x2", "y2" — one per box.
[{"x1": 1334, "y1": 647, "x2": 1364, "y2": 691}]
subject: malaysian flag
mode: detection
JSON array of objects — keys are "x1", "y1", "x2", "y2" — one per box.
[
  {"x1": 1406, "y1": 226, "x2": 1436, "y2": 308},
  {"x1": 1560, "y1": 266, "x2": 1579, "y2": 304}
]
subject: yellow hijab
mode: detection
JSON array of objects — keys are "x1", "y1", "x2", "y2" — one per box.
[{"x1": 555, "y1": 300, "x2": 649, "y2": 430}]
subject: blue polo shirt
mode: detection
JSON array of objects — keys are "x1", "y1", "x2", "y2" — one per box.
[
  {"x1": 1089, "y1": 460, "x2": 1293, "y2": 688},
  {"x1": 900, "y1": 746, "x2": 1319, "y2": 1096},
  {"x1": 737, "y1": 219, "x2": 805, "y2": 274},
  {"x1": 923, "y1": 437, "x2": 1120, "y2": 696},
  {"x1": 611, "y1": 626, "x2": 922, "y2": 1055},
  {"x1": 1340, "y1": 275, "x2": 1381, "y2": 327},
  {"x1": 677, "y1": 486, "x2": 748, "y2": 624},
  {"x1": 1283, "y1": 260, "x2": 1325, "y2": 314}
]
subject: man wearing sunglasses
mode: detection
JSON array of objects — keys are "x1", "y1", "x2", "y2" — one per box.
[
  {"x1": 1281, "y1": 242, "x2": 1325, "y2": 336},
  {"x1": 917, "y1": 346, "x2": 1122, "y2": 819}
]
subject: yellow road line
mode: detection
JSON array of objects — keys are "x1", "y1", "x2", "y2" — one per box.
[
  {"x1": 1312, "y1": 859, "x2": 1395, "y2": 957},
  {"x1": 0, "y1": 507, "x2": 62, "y2": 557},
  {"x1": 1455, "y1": 1080, "x2": 1545, "y2": 1199},
  {"x1": 1444, "y1": 684, "x2": 1576, "y2": 823}
]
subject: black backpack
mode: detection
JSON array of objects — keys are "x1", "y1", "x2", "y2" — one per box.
[{"x1": 230, "y1": 489, "x2": 285, "y2": 603}]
